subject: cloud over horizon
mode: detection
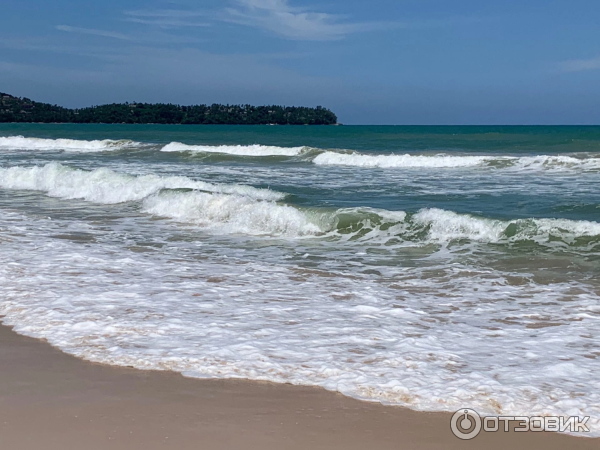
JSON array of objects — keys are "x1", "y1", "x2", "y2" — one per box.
[
  {"x1": 123, "y1": 9, "x2": 210, "y2": 28},
  {"x1": 222, "y1": 0, "x2": 386, "y2": 41},
  {"x1": 559, "y1": 55, "x2": 600, "y2": 72},
  {"x1": 56, "y1": 25, "x2": 134, "y2": 41},
  {"x1": 3, "y1": 0, "x2": 600, "y2": 124}
]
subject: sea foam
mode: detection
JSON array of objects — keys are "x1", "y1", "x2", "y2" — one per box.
[
  {"x1": 0, "y1": 136, "x2": 143, "y2": 152},
  {"x1": 0, "y1": 163, "x2": 283, "y2": 203},
  {"x1": 510, "y1": 155, "x2": 600, "y2": 171},
  {"x1": 312, "y1": 150, "x2": 600, "y2": 171},
  {"x1": 411, "y1": 208, "x2": 600, "y2": 246},
  {"x1": 1, "y1": 211, "x2": 599, "y2": 435},
  {"x1": 143, "y1": 191, "x2": 322, "y2": 236},
  {"x1": 162, "y1": 142, "x2": 306, "y2": 156},
  {"x1": 313, "y1": 151, "x2": 494, "y2": 168},
  {"x1": 1, "y1": 164, "x2": 600, "y2": 244}
]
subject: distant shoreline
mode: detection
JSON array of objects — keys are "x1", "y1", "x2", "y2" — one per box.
[
  {"x1": 0, "y1": 92, "x2": 338, "y2": 125},
  {"x1": 0, "y1": 122, "x2": 342, "y2": 126}
]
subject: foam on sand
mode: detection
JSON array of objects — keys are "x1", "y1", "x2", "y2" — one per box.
[{"x1": 0, "y1": 211, "x2": 599, "y2": 435}]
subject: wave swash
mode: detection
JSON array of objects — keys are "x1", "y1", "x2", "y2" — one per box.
[{"x1": 1, "y1": 132, "x2": 600, "y2": 436}]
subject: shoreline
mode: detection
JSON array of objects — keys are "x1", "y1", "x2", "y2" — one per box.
[
  {"x1": 0, "y1": 122, "x2": 341, "y2": 125},
  {"x1": 0, "y1": 323, "x2": 597, "y2": 450}
]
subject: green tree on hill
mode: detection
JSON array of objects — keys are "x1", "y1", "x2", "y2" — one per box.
[{"x1": 0, "y1": 93, "x2": 338, "y2": 125}]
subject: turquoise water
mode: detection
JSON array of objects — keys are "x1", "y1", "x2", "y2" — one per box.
[
  {"x1": 0, "y1": 124, "x2": 599, "y2": 432},
  {"x1": 2, "y1": 124, "x2": 600, "y2": 220},
  {"x1": 4, "y1": 123, "x2": 600, "y2": 152}
]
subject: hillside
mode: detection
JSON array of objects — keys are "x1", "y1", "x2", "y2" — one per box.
[{"x1": 0, "y1": 93, "x2": 338, "y2": 125}]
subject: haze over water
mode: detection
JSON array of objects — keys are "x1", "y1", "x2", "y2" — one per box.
[{"x1": 1, "y1": 124, "x2": 599, "y2": 434}]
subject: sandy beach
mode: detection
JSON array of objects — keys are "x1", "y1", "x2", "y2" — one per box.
[
  {"x1": 0, "y1": 323, "x2": 596, "y2": 450},
  {"x1": 3, "y1": 0, "x2": 600, "y2": 445}
]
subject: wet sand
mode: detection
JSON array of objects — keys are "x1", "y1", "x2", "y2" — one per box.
[{"x1": 0, "y1": 324, "x2": 597, "y2": 450}]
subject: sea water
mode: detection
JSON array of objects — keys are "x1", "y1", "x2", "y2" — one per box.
[{"x1": 0, "y1": 124, "x2": 599, "y2": 434}]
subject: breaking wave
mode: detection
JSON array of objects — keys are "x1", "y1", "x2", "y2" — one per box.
[
  {"x1": 1, "y1": 163, "x2": 598, "y2": 245},
  {"x1": 4, "y1": 135, "x2": 600, "y2": 172},
  {"x1": 326, "y1": 207, "x2": 600, "y2": 247},
  {"x1": 161, "y1": 142, "x2": 306, "y2": 157},
  {"x1": 411, "y1": 208, "x2": 600, "y2": 244},
  {"x1": 0, "y1": 163, "x2": 283, "y2": 203},
  {"x1": 313, "y1": 151, "x2": 600, "y2": 170},
  {"x1": 313, "y1": 151, "x2": 493, "y2": 168},
  {"x1": 510, "y1": 154, "x2": 600, "y2": 171},
  {"x1": 143, "y1": 191, "x2": 322, "y2": 236},
  {"x1": 0, "y1": 136, "x2": 144, "y2": 152}
]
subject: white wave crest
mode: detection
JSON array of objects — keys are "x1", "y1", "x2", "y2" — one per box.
[
  {"x1": 0, "y1": 136, "x2": 143, "y2": 152},
  {"x1": 1, "y1": 165, "x2": 598, "y2": 243},
  {"x1": 312, "y1": 151, "x2": 600, "y2": 171},
  {"x1": 521, "y1": 217, "x2": 600, "y2": 239},
  {"x1": 143, "y1": 191, "x2": 322, "y2": 236},
  {"x1": 413, "y1": 208, "x2": 507, "y2": 242},
  {"x1": 313, "y1": 151, "x2": 493, "y2": 168},
  {"x1": 414, "y1": 208, "x2": 600, "y2": 243},
  {"x1": 162, "y1": 142, "x2": 306, "y2": 156},
  {"x1": 0, "y1": 163, "x2": 283, "y2": 203},
  {"x1": 511, "y1": 155, "x2": 600, "y2": 171}
]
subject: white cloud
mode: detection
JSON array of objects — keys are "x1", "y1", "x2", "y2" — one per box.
[
  {"x1": 559, "y1": 56, "x2": 600, "y2": 72},
  {"x1": 222, "y1": 0, "x2": 385, "y2": 41},
  {"x1": 59, "y1": 2, "x2": 391, "y2": 44},
  {"x1": 123, "y1": 9, "x2": 210, "y2": 28},
  {"x1": 56, "y1": 25, "x2": 134, "y2": 41}
]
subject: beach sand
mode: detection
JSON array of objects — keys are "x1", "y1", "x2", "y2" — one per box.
[{"x1": 0, "y1": 323, "x2": 597, "y2": 450}]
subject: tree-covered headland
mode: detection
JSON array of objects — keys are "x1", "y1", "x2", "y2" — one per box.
[{"x1": 0, "y1": 93, "x2": 338, "y2": 125}]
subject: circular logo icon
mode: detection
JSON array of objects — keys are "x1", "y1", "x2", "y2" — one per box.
[{"x1": 450, "y1": 409, "x2": 482, "y2": 440}]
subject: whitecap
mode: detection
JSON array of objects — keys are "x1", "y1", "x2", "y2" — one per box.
[
  {"x1": 0, "y1": 162, "x2": 283, "y2": 203},
  {"x1": 162, "y1": 142, "x2": 306, "y2": 157},
  {"x1": 0, "y1": 136, "x2": 143, "y2": 152}
]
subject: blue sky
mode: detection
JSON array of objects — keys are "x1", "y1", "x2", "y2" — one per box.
[{"x1": 1, "y1": 0, "x2": 599, "y2": 124}]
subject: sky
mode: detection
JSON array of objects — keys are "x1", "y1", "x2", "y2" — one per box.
[{"x1": 1, "y1": 0, "x2": 599, "y2": 124}]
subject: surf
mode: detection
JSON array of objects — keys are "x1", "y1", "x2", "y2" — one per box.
[
  {"x1": 0, "y1": 136, "x2": 144, "y2": 152},
  {"x1": 161, "y1": 142, "x2": 307, "y2": 157}
]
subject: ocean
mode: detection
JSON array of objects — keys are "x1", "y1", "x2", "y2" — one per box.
[{"x1": 0, "y1": 124, "x2": 599, "y2": 433}]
